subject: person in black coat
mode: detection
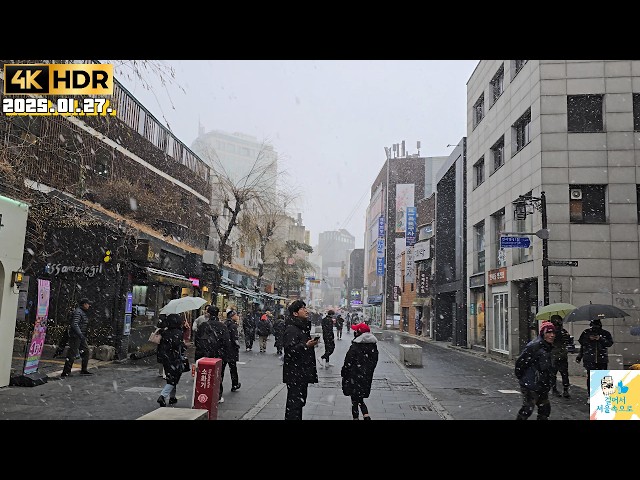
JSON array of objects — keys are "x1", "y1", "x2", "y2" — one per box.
[
  {"x1": 341, "y1": 322, "x2": 378, "y2": 420},
  {"x1": 514, "y1": 321, "x2": 555, "y2": 420},
  {"x1": 549, "y1": 314, "x2": 572, "y2": 398},
  {"x1": 194, "y1": 306, "x2": 231, "y2": 403},
  {"x1": 319, "y1": 309, "x2": 336, "y2": 368},
  {"x1": 273, "y1": 314, "x2": 286, "y2": 356},
  {"x1": 242, "y1": 310, "x2": 257, "y2": 351},
  {"x1": 577, "y1": 318, "x2": 614, "y2": 398},
  {"x1": 61, "y1": 298, "x2": 93, "y2": 378},
  {"x1": 223, "y1": 310, "x2": 242, "y2": 394},
  {"x1": 156, "y1": 313, "x2": 187, "y2": 407},
  {"x1": 282, "y1": 300, "x2": 319, "y2": 420}
]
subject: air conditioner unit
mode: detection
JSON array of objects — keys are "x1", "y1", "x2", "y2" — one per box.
[{"x1": 570, "y1": 188, "x2": 582, "y2": 200}]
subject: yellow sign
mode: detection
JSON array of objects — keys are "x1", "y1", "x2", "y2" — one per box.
[{"x1": 4, "y1": 64, "x2": 114, "y2": 95}]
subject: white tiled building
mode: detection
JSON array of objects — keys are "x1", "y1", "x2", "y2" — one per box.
[{"x1": 466, "y1": 60, "x2": 640, "y2": 365}]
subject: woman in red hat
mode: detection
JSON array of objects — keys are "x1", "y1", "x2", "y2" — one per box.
[{"x1": 340, "y1": 322, "x2": 379, "y2": 420}]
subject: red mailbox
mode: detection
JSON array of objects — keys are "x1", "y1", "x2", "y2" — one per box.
[{"x1": 191, "y1": 357, "x2": 222, "y2": 420}]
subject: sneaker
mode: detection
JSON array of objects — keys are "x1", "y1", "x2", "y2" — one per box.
[
  {"x1": 80, "y1": 370, "x2": 94, "y2": 375},
  {"x1": 218, "y1": 397, "x2": 225, "y2": 404},
  {"x1": 157, "y1": 395, "x2": 166, "y2": 407},
  {"x1": 317, "y1": 357, "x2": 324, "y2": 367},
  {"x1": 231, "y1": 383, "x2": 241, "y2": 392}
]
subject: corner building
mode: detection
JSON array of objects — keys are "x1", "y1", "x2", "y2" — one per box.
[{"x1": 466, "y1": 60, "x2": 640, "y2": 365}]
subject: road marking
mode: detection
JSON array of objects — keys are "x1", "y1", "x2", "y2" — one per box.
[
  {"x1": 239, "y1": 383, "x2": 286, "y2": 420},
  {"x1": 378, "y1": 343, "x2": 454, "y2": 420}
]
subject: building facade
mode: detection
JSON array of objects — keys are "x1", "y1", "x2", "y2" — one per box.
[{"x1": 466, "y1": 60, "x2": 640, "y2": 365}]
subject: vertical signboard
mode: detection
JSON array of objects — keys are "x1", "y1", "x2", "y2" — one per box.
[
  {"x1": 378, "y1": 215, "x2": 385, "y2": 237},
  {"x1": 376, "y1": 257, "x2": 385, "y2": 276},
  {"x1": 404, "y1": 245, "x2": 415, "y2": 284},
  {"x1": 395, "y1": 184, "x2": 415, "y2": 233},
  {"x1": 377, "y1": 215, "x2": 385, "y2": 276},
  {"x1": 406, "y1": 206, "x2": 417, "y2": 246},
  {"x1": 24, "y1": 279, "x2": 51, "y2": 375},
  {"x1": 124, "y1": 292, "x2": 133, "y2": 335}
]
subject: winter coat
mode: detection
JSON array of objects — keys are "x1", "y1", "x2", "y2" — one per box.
[
  {"x1": 578, "y1": 326, "x2": 614, "y2": 365},
  {"x1": 69, "y1": 306, "x2": 90, "y2": 339},
  {"x1": 273, "y1": 318, "x2": 286, "y2": 349},
  {"x1": 243, "y1": 315, "x2": 256, "y2": 340},
  {"x1": 156, "y1": 314, "x2": 186, "y2": 386},
  {"x1": 550, "y1": 326, "x2": 571, "y2": 362},
  {"x1": 341, "y1": 332, "x2": 378, "y2": 398},
  {"x1": 282, "y1": 315, "x2": 318, "y2": 385},
  {"x1": 194, "y1": 318, "x2": 230, "y2": 362},
  {"x1": 514, "y1": 336, "x2": 554, "y2": 393},
  {"x1": 224, "y1": 318, "x2": 240, "y2": 362},
  {"x1": 321, "y1": 315, "x2": 336, "y2": 355},
  {"x1": 336, "y1": 316, "x2": 345, "y2": 330},
  {"x1": 257, "y1": 317, "x2": 272, "y2": 337}
]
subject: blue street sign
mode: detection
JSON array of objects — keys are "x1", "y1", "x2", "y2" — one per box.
[
  {"x1": 378, "y1": 216, "x2": 385, "y2": 237},
  {"x1": 376, "y1": 257, "x2": 385, "y2": 276},
  {"x1": 500, "y1": 236, "x2": 531, "y2": 248}
]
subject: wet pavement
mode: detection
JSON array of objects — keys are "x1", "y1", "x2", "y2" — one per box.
[{"x1": 2, "y1": 327, "x2": 592, "y2": 421}]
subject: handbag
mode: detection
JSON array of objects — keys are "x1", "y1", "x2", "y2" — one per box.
[
  {"x1": 181, "y1": 355, "x2": 190, "y2": 373},
  {"x1": 148, "y1": 328, "x2": 162, "y2": 345}
]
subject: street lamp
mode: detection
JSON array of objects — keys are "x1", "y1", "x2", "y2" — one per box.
[{"x1": 512, "y1": 192, "x2": 549, "y2": 306}]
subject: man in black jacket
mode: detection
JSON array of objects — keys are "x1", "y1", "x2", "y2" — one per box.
[
  {"x1": 223, "y1": 310, "x2": 242, "y2": 395},
  {"x1": 319, "y1": 309, "x2": 336, "y2": 368},
  {"x1": 514, "y1": 321, "x2": 555, "y2": 420},
  {"x1": 577, "y1": 318, "x2": 614, "y2": 401},
  {"x1": 194, "y1": 306, "x2": 231, "y2": 403},
  {"x1": 282, "y1": 300, "x2": 319, "y2": 420},
  {"x1": 61, "y1": 297, "x2": 93, "y2": 378}
]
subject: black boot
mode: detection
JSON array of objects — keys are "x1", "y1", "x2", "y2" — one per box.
[
  {"x1": 563, "y1": 387, "x2": 571, "y2": 399},
  {"x1": 157, "y1": 395, "x2": 166, "y2": 407}
]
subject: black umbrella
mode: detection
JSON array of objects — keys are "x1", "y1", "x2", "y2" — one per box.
[{"x1": 563, "y1": 303, "x2": 630, "y2": 323}]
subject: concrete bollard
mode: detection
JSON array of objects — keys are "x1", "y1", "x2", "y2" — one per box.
[{"x1": 399, "y1": 344, "x2": 423, "y2": 367}]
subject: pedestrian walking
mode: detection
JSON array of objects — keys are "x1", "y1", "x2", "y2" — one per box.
[
  {"x1": 156, "y1": 313, "x2": 187, "y2": 407},
  {"x1": 514, "y1": 321, "x2": 555, "y2": 420},
  {"x1": 335, "y1": 314, "x2": 344, "y2": 340},
  {"x1": 549, "y1": 314, "x2": 572, "y2": 398},
  {"x1": 194, "y1": 305, "x2": 231, "y2": 403},
  {"x1": 257, "y1": 310, "x2": 273, "y2": 353},
  {"x1": 243, "y1": 308, "x2": 257, "y2": 351},
  {"x1": 283, "y1": 299, "x2": 319, "y2": 420},
  {"x1": 60, "y1": 298, "x2": 93, "y2": 378},
  {"x1": 319, "y1": 309, "x2": 336, "y2": 368},
  {"x1": 577, "y1": 318, "x2": 614, "y2": 402},
  {"x1": 192, "y1": 305, "x2": 210, "y2": 336},
  {"x1": 273, "y1": 314, "x2": 286, "y2": 357},
  {"x1": 341, "y1": 322, "x2": 378, "y2": 420},
  {"x1": 223, "y1": 310, "x2": 242, "y2": 394}
]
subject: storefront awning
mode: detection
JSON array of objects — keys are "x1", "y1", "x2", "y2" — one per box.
[{"x1": 145, "y1": 267, "x2": 193, "y2": 288}]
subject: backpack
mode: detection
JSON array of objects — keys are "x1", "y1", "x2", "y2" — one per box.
[{"x1": 195, "y1": 320, "x2": 219, "y2": 354}]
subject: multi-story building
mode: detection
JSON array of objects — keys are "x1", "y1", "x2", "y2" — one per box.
[
  {"x1": 317, "y1": 229, "x2": 355, "y2": 308},
  {"x1": 364, "y1": 141, "x2": 446, "y2": 329},
  {"x1": 466, "y1": 60, "x2": 640, "y2": 365}
]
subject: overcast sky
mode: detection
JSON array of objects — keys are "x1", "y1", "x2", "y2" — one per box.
[{"x1": 116, "y1": 60, "x2": 479, "y2": 249}]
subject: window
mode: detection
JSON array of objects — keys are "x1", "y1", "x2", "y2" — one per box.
[
  {"x1": 511, "y1": 60, "x2": 527, "y2": 80},
  {"x1": 474, "y1": 221, "x2": 485, "y2": 273},
  {"x1": 473, "y1": 93, "x2": 484, "y2": 129},
  {"x1": 512, "y1": 108, "x2": 531, "y2": 155},
  {"x1": 474, "y1": 156, "x2": 485, "y2": 188},
  {"x1": 492, "y1": 209, "x2": 506, "y2": 268},
  {"x1": 491, "y1": 136, "x2": 505, "y2": 172},
  {"x1": 490, "y1": 64, "x2": 504, "y2": 106},
  {"x1": 633, "y1": 94, "x2": 640, "y2": 131},
  {"x1": 567, "y1": 94, "x2": 604, "y2": 132},
  {"x1": 569, "y1": 185, "x2": 606, "y2": 223}
]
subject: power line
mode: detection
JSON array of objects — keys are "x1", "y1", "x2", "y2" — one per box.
[{"x1": 338, "y1": 187, "x2": 369, "y2": 232}]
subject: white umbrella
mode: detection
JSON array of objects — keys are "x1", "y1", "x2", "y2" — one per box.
[{"x1": 159, "y1": 296, "x2": 207, "y2": 315}]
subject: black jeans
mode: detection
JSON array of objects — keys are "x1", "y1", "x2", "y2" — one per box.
[
  {"x1": 584, "y1": 361, "x2": 608, "y2": 393},
  {"x1": 516, "y1": 387, "x2": 551, "y2": 420},
  {"x1": 285, "y1": 382, "x2": 308, "y2": 420},
  {"x1": 551, "y1": 357, "x2": 570, "y2": 390},
  {"x1": 351, "y1": 395, "x2": 369, "y2": 419},
  {"x1": 62, "y1": 334, "x2": 89, "y2": 374},
  {"x1": 221, "y1": 360, "x2": 239, "y2": 398}
]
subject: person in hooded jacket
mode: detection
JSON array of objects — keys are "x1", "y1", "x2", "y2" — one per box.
[
  {"x1": 319, "y1": 309, "x2": 336, "y2": 367},
  {"x1": 243, "y1": 308, "x2": 257, "y2": 351},
  {"x1": 156, "y1": 313, "x2": 187, "y2": 407},
  {"x1": 257, "y1": 310, "x2": 273, "y2": 353},
  {"x1": 283, "y1": 299, "x2": 319, "y2": 420},
  {"x1": 341, "y1": 322, "x2": 378, "y2": 420},
  {"x1": 195, "y1": 305, "x2": 231, "y2": 403},
  {"x1": 577, "y1": 318, "x2": 614, "y2": 399},
  {"x1": 514, "y1": 321, "x2": 556, "y2": 420},
  {"x1": 273, "y1": 314, "x2": 286, "y2": 356},
  {"x1": 335, "y1": 314, "x2": 345, "y2": 340}
]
